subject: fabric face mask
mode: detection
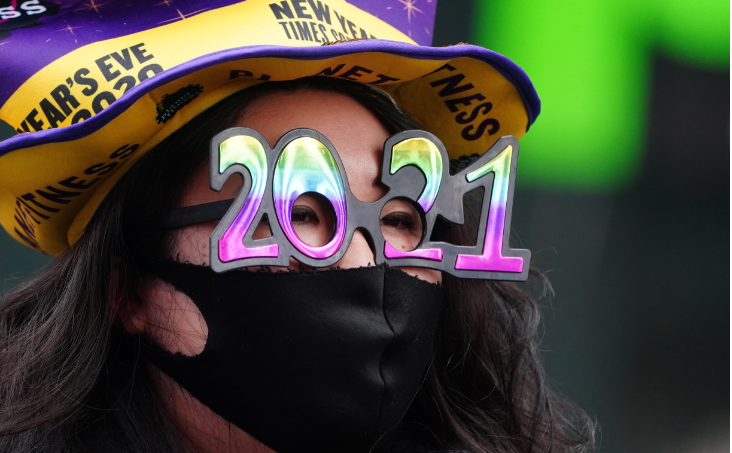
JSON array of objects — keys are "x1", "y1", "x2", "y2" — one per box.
[{"x1": 139, "y1": 258, "x2": 445, "y2": 453}]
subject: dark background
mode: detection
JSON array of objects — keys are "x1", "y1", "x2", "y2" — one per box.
[
  {"x1": 431, "y1": 1, "x2": 730, "y2": 452},
  {"x1": 0, "y1": 1, "x2": 728, "y2": 452}
]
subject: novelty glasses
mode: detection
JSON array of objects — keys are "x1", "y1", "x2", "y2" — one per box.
[{"x1": 164, "y1": 128, "x2": 530, "y2": 281}]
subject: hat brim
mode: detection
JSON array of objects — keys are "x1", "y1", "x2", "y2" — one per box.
[{"x1": 0, "y1": 39, "x2": 539, "y2": 255}]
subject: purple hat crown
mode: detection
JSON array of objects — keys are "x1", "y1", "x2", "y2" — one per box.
[{"x1": 0, "y1": 0, "x2": 437, "y2": 108}]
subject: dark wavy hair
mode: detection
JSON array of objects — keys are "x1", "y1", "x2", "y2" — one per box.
[{"x1": 0, "y1": 77, "x2": 595, "y2": 453}]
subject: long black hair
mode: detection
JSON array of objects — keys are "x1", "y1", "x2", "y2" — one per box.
[{"x1": 0, "y1": 77, "x2": 595, "y2": 452}]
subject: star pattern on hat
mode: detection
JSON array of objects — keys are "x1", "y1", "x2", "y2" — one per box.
[
  {"x1": 57, "y1": 23, "x2": 83, "y2": 43},
  {"x1": 158, "y1": 7, "x2": 209, "y2": 25},
  {"x1": 378, "y1": 0, "x2": 434, "y2": 42},
  {"x1": 398, "y1": 0, "x2": 423, "y2": 23},
  {"x1": 57, "y1": 24, "x2": 82, "y2": 35},
  {"x1": 77, "y1": 0, "x2": 108, "y2": 17}
]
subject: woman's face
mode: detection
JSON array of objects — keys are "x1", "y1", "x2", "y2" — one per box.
[
  {"x1": 174, "y1": 88, "x2": 441, "y2": 282},
  {"x1": 134, "y1": 88, "x2": 442, "y2": 452}
]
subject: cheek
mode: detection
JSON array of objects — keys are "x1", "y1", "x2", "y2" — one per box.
[
  {"x1": 399, "y1": 267, "x2": 442, "y2": 285},
  {"x1": 173, "y1": 220, "x2": 218, "y2": 265}
]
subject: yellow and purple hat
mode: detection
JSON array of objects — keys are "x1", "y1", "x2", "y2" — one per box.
[{"x1": 0, "y1": 0, "x2": 540, "y2": 256}]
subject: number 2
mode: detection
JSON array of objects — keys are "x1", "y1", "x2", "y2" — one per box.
[
  {"x1": 215, "y1": 135, "x2": 278, "y2": 262},
  {"x1": 383, "y1": 137, "x2": 444, "y2": 261}
]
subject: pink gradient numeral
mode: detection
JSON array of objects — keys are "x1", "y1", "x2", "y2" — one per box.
[
  {"x1": 217, "y1": 136, "x2": 278, "y2": 262},
  {"x1": 454, "y1": 145, "x2": 524, "y2": 273}
]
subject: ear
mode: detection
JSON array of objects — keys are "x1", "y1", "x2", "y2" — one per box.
[
  {"x1": 110, "y1": 259, "x2": 147, "y2": 335},
  {"x1": 140, "y1": 277, "x2": 209, "y2": 356},
  {"x1": 111, "y1": 260, "x2": 209, "y2": 356}
]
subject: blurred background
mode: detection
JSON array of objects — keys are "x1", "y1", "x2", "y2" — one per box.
[
  {"x1": 0, "y1": 1, "x2": 728, "y2": 452},
  {"x1": 432, "y1": 1, "x2": 729, "y2": 452}
]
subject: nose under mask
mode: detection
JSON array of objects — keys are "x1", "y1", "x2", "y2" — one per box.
[{"x1": 138, "y1": 259, "x2": 445, "y2": 453}]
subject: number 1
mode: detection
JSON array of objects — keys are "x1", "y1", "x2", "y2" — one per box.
[{"x1": 455, "y1": 145, "x2": 524, "y2": 273}]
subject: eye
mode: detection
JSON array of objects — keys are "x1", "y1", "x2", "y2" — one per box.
[
  {"x1": 291, "y1": 192, "x2": 336, "y2": 247},
  {"x1": 291, "y1": 205, "x2": 319, "y2": 226},
  {"x1": 380, "y1": 212, "x2": 415, "y2": 231},
  {"x1": 380, "y1": 198, "x2": 424, "y2": 252}
]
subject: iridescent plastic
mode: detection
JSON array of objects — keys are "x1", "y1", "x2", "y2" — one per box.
[
  {"x1": 384, "y1": 241, "x2": 444, "y2": 260},
  {"x1": 384, "y1": 137, "x2": 444, "y2": 261},
  {"x1": 218, "y1": 135, "x2": 278, "y2": 262},
  {"x1": 273, "y1": 137, "x2": 347, "y2": 259},
  {"x1": 209, "y1": 129, "x2": 529, "y2": 281},
  {"x1": 455, "y1": 145, "x2": 524, "y2": 273},
  {"x1": 389, "y1": 138, "x2": 442, "y2": 212}
]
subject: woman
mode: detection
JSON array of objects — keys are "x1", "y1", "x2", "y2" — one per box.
[
  {"x1": 0, "y1": 76, "x2": 593, "y2": 453},
  {"x1": 0, "y1": 2, "x2": 594, "y2": 452}
]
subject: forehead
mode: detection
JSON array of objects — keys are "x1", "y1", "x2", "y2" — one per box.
[
  {"x1": 239, "y1": 88, "x2": 389, "y2": 159},
  {"x1": 184, "y1": 88, "x2": 391, "y2": 207}
]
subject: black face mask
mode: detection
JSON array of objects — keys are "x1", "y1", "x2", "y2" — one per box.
[{"x1": 138, "y1": 259, "x2": 445, "y2": 453}]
